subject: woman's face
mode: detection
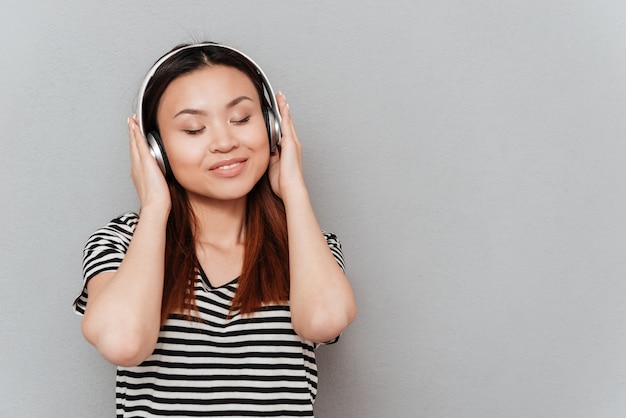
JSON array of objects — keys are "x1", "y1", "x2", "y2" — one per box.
[{"x1": 156, "y1": 64, "x2": 270, "y2": 203}]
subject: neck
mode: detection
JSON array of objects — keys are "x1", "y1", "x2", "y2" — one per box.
[{"x1": 189, "y1": 196, "x2": 247, "y2": 247}]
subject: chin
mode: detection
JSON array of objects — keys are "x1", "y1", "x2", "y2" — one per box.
[{"x1": 191, "y1": 184, "x2": 257, "y2": 203}]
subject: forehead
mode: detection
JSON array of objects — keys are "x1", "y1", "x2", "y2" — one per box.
[{"x1": 159, "y1": 65, "x2": 259, "y2": 110}]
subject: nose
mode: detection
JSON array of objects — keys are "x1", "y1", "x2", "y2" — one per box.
[{"x1": 208, "y1": 122, "x2": 239, "y2": 153}]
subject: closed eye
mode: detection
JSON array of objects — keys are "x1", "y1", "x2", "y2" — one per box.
[
  {"x1": 231, "y1": 116, "x2": 250, "y2": 125},
  {"x1": 184, "y1": 128, "x2": 205, "y2": 135}
]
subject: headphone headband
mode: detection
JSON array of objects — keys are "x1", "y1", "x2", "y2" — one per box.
[{"x1": 136, "y1": 42, "x2": 281, "y2": 149}]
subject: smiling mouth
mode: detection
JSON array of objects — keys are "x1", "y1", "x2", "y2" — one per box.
[{"x1": 216, "y1": 162, "x2": 241, "y2": 170}]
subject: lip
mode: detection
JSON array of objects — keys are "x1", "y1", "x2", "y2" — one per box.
[{"x1": 209, "y1": 157, "x2": 247, "y2": 177}]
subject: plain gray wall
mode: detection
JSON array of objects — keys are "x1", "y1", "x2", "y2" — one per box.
[{"x1": 2, "y1": 0, "x2": 626, "y2": 417}]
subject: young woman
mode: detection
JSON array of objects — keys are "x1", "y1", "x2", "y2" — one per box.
[{"x1": 73, "y1": 42, "x2": 357, "y2": 417}]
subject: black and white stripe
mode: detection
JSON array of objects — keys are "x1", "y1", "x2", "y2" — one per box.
[{"x1": 73, "y1": 212, "x2": 344, "y2": 417}]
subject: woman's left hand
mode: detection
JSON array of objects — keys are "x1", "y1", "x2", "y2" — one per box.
[
  {"x1": 269, "y1": 94, "x2": 357, "y2": 342},
  {"x1": 268, "y1": 92, "x2": 306, "y2": 199}
]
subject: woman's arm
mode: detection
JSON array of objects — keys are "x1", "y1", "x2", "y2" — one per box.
[
  {"x1": 81, "y1": 117, "x2": 171, "y2": 366},
  {"x1": 269, "y1": 93, "x2": 357, "y2": 342},
  {"x1": 284, "y1": 187, "x2": 357, "y2": 342}
]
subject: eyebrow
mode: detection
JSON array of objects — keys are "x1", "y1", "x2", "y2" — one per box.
[{"x1": 173, "y1": 96, "x2": 254, "y2": 119}]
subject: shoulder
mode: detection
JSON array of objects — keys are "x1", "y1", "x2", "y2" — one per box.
[
  {"x1": 83, "y1": 212, "x2": 139, "y2": 260},
  {"x1": 85, "y1": 212, "x2": 139, "y2": 245},
  {"x1": 101, "y1": 211, "x2": 139, "y2": 234}
]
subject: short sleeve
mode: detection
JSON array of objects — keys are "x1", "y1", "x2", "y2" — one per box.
[
  {"x1": 323, "y1": 231, "x2": 345, "y2": 273},
  {"x1": 72, "y1": 212, "x2": 139, "y2": 315}
]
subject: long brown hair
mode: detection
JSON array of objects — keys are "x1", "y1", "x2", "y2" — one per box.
[{"x1": 140, "y1": 43, "x2": 289, "y2": 324}]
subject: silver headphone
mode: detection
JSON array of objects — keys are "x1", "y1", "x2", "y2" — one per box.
[{"x1": 136, "y1": 43, "x2": 282, "y2": 176}]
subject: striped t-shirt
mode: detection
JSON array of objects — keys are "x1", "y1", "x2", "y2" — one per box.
[{"x1": 73, "y1": 212, "x2": 345, "y2": 417}]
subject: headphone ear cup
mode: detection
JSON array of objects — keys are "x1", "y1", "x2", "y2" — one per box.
[
  {"x1": 262, "y1": 105, "x2": 271, "y2": 146},
  {"x1": 264, "y1": 107, "x2": 281, "y2": 152},
  {"x1": 146, "y1": 131, "x2": 171, "y2": 177}
]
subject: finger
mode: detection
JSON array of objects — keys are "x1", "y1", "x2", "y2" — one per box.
[
  {"x1": 276, "y1": 92, "x2": 300, "y2": 147},
  {"x1": 128, "y1": 116, "x2": 151, "y2": 159},
  {"x1": 128, "y1": 117, "x2": 140, "y2": 162},
  {"x1": 276, "y1": 93, "x2": 293, "y2": 131},
  {"x1": 276, "y1": 91, "x2": 288, "y2": 117}
]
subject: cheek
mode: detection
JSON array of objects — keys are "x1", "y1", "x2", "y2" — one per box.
[
  {"x1": 246, "y1": 118, "x2": 270, "y2": 148},
  {"x1": 163, "y1": 137, "x2": 202, "y2": 169},
  {"x1": 259, "y1": 151, "x2": 270, "y2": 168}
]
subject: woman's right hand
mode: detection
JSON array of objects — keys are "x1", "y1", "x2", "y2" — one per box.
[{"x1": 128, "y1": 116, "x2": 171, "y2": 215}]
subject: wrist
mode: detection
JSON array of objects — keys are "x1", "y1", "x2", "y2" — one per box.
[
  {"x1": 281, "y1": 182, "x2": 309, "y2": 206},
  {"x1": 138, "y1": 204, "x2": 170, "y2": 223}
]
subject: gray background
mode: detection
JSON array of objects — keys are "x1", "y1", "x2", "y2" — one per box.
[{"x1": 2, "y1": 1, "x2": 626, "y2": 417}]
